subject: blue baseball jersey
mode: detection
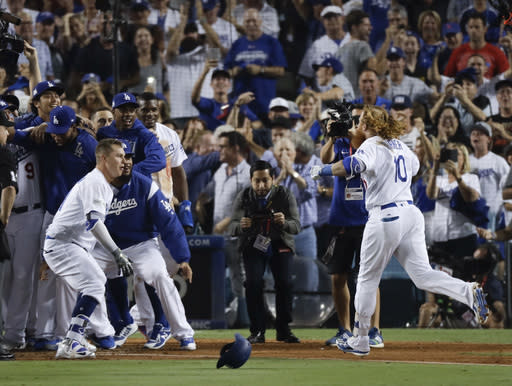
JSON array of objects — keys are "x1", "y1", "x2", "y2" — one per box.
[
  {"x1": 224, "y1": 34, "x2": 287, "y2": 117},
  {"x1": 15, "y1": 114, "x2": 44, "y2": 130},
  {"x1": 193, "y1": 97, "x2": 259, "y2": 131},
  {"x1": 97, "y1": 118, "x2": 166, "y2": 177},
  {"x1": 329, "y1": 137, "x2": 368, "y2": 227},
  {"x1": 105, "y1": 170, "x2": 191, "y2": 263},
  {"x1": 13, "y1": 128, "x2": 97, "y2": 215}
]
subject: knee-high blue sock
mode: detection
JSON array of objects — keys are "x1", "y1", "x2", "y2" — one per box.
[
  {"x1": 68, "y1": 294, "x2": 98, "y2": 342},
  {"x1": 106, "y1": 277, "x2": 133, "y2": 330},
  {"x1": 144, "y1": 283, "x2": 169, "y2": 328},
  {"x1": 72, "y1": 294, "x2": 98, "y2": 318},
  {"x1": 105, "y1": 284, "x2": 124, "y2": 334}
]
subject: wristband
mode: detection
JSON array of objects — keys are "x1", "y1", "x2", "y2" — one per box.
[{"x1": 319, "y1": 165, "x2": 333, "y2": 176}]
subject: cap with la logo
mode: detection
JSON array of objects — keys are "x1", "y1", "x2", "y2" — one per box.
[
  {"x1": 32, "y1": 80, "x2": 64, "y2": 101},
  {"x1": 112, "y1": 92, "x2": 139, "y2": 109},
  {"x1": 47, "y1": 105, "x2": 76, "y2": 135}
]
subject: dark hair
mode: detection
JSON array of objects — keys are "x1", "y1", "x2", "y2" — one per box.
[
  {"x1": 250, "y1": 160, "x2": 274, "y2": 178},
  {"x1": 345, "y1": 10, "x2": 369, "y2": 33},
  {"x1": 134, "y1": 26, "x2": 159, "y2": 64},
  {"x1": 270, "y1": 116, "x2": 292, "y2": 129},
  {"x1": 467, "y1": 11, "x2": 487, "y2": 27},
  {"x1": 359, "y1": 67, "x2": 379, "y2": 79},
  {"x1": 219, "y1": 131, "x2": 247, "y2": 153},
  {"x1": 138, "y1": 92, "x2": 158, "y2": 102}
]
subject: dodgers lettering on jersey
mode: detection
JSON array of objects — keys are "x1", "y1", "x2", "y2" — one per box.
[
  {"x1": 104, "y1": 171, "x2": 190, "y2": 262},
  {"x1": 353, "y1": 136, "x2": 419, "y2": 210}
]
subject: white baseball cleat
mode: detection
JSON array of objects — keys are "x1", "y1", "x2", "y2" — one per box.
[
  {"x1": 472, "y1": 282, "x2": 489, "y2": 324},
  {"x1": 55, "y1": 339, "x2": 96, "y2": 359},
  {"x1": 180, "y1": 337, "x2": 197, "y2": 351},
  {"x1": 114, "y1": 323, "x2": 139, "y2": 347}
]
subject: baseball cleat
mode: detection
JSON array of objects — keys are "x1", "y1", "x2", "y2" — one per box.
[
  {"x1": 337, "y1": 336, "x2": 370, "y2": 357},
  {"x1": 247, "y1": 332, "x2": 265, "y2": 344},
  {"x1": 55, "y1": 339, "x2": 96, "y2": 359},
  {"x1": 368, "y1": 328, "x2": 384, "y2": 348},
  {"x1": 144, "y1": 324, "x2": 172, "y2": 350},
  {"x1": 180, "y1": 337, "x2": 197, "y2": 351},
  {"x1": 325, "y1": 327, "x2": 353, "y2": 347},
  {"x1": 114, "y1": 323, "x2": 138, "y2": 347},
  {"x1": 89, "y1": 335, "x2": 116, "y2": 350},
  {"x1": 472, "y1": 282, "x2": 489, "y2": 324},
  {"x1": 0, "y1": 346, "x2": 14, "y2": 361},
  {"x1": 276, "y1": 331, "x2": 300, "y2": 343}
]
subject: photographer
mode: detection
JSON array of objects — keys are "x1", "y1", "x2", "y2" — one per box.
[{"x1": 230, "y1": 160, "x2": 300, "y2": 344}]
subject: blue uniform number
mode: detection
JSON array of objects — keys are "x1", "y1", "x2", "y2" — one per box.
[{"x1": 394, "y1": 155, "x2": 407, "y2": 183}]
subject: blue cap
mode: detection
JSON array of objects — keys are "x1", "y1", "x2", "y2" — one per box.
[
  {"x1": 119, "y1": 139, "x2": 135, "y2": 155},
  {"x1": 6, "y1": 76, "x2": 29, "y2": 92},
  {"x1": 81, "y1": 73, "x2": 100, "y2": 84},
  {"x1": 112, "y1": 92, "x2": 139, "y2": 109},
  {"x1": 386, "y1": 46, "x2": 405, "y2": 60},
  {"x1": 131, "y1": 0, "x2": 150, "y2": 10},
  {"x1": 1, "y1": 95, "x2": 19, "y2": 110},
  {"x1": 455, "y1": 67, "x2": 477, "y2": 84},
  {"x1": 391, "y1": 95, "x2": 412, "y2": 110},
  {"x1": 36, "y1": 12, "x2": 55, "y2": 24},
  {"x1": 0, "y1": 99, "x2": 8, "y2": 111},
  {"x1": 47, "y1": 106, "x2": 76, "y2": 135},
  {"x1": 312, "y1": 57, "x2": 343, "y2": 74},
  {"x1": 201, "y1": 0, "x2": 219, "y2": 11},
  {"x1": 32, "y1": 80, "x2": 64, "y2": 101},
  {"x1": 442, "y1": 22, "x2": 460, "y2": 37}
]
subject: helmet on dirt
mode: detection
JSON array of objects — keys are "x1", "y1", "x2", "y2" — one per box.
[{"x1": 216, "y1": 333, "x2": 252, "y2": 369}]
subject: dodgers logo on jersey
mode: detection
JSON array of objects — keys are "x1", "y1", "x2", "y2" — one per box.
[
  {"x1": 160, "y1": 199, "x2": 175, "y2": 213},
  {"x1": 74, "y1": 142, "x2": 84, "y2": 158},
  {"x1": 109, "y1": 197, "x2": 138, "y2": 215}
]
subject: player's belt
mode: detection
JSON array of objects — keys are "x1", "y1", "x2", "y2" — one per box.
[
  {"x1": 12, "y1": 203, "x2": 41, "y2": 214},
  {"x1": 380, "y1": 200, "x2": 413, "y2": 210}
]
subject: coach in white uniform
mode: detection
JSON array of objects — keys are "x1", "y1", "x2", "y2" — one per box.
[
  {"x1": 43, "y1": 139, "x2": 133, "y2": 359},
  {"x1": 312, "y1": 105, "x2": 489, "y2": 356}
]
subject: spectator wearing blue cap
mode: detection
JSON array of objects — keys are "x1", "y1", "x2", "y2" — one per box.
[
  {"x1": 335, "y1": 10, "x2": 376, "y2": 98},
  {"x1": 97, "y1": 92, "x2": 166, "y2": 177},
  {"x1": 430, "y1": 67, "x2": 488, "y2": 135},
  {"x1": 76, "y1": 73, "x2": 110, "y2": 120},
  {"x1": 383, "y1": 45, "x2": 435, "y2": 106},
  {"x1": 307, "y1": 56, "x2": 355, "y2": 105},
  {"x1": 196, "y1": 0, "x2": 239, "y2": 56},
  {"x1": 436, "y1": 22, "x2": 463, "y2": 74},
  {"x1": 15, "y1": 12, "x2": 54, "y2": 82},
  {"x1": 35, "y1": 12, "x2": 65, "y2": 83}
]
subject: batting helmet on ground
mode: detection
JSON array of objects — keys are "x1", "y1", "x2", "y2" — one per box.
[{"x1": 216, "y1": 333, "x2": 252, "y2": 369}]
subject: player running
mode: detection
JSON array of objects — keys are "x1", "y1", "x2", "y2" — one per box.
[{"x1": 311, "y1": 105, "x2": 489, "y2": 356}]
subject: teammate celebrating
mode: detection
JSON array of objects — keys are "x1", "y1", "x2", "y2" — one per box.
[
  {"x1": 43, "y1": 139, "x2": 133, "y2": 359},
  {"x1": 311, "y1": 105, "x2": 489, "y2": 356}
]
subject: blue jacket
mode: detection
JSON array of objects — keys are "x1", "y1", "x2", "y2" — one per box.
[
  {"x1": 105, "y1": 170, "x2": 191, "y2": 262},
  {"x1": 97, "y1": 118, "x2": 166, "y2": 177}
]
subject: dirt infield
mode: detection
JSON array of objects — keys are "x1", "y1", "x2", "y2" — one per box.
[{"x1": 13, "y1": 339, "x2": 512, "y2": 365}]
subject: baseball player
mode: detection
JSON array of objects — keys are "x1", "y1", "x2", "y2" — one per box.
[
  {"x1": 0, "y1": 81, "x2": 63, "y2": 351},
  {"x1": 93, "y1": 145, "x2": 196, "y2": 350},
  {"x1": 43, "y1": 138, "x2": 133, "y2": 359},
  {"x1": 97, "y1": 92, "x2": 166, "y2": 177},
  {"x1": 311, "y1": 105, "x2": 489, "y2": 356},
  {"x1": 11, "y1": 105, "x2": 99, "y2": 348}
]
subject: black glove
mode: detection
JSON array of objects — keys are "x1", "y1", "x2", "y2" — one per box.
[{"x1": 112, "y1": 248, "x2": 133, "y2": 277}]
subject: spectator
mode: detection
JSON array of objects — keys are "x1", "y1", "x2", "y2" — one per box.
[
  {"x1": 374, "y1": 4, "x2": 408, "y2": 74},
  {"x1": 191, "y1": 61, "x2": 260, "y2": 130},
  {"x1": 294, "y1": 91, "x2": 323, "y2": 143},
  {"x1": 364, "y1": 0, "x2": 394, "y2": 52},
  {"x1": 56, "y1": 13, "x2": 91, "y2": 82},
  {"x1": 402, "y1": 31, "x2": 427, "y2": 82},
  {"x1": 308, "y1": 57, "x2": 355, "y2": 103},
  {"x1": 335, "y1": 10, "x2": 375, "y2": 97},
  {"x1": 404, "y1": 0, "x2": 449, "y2": 36},
  {"x1": 444, "y1": 13, "x2": 509, "y2": 79},
  {"x1": 35, "y1": 12, "x2": 64, "y2": 83},
  {"x1": 426, "y1": 142, "x2": 481, "y2": 258},
  {"x1": 351, "y1": 68, "x2": 391, "y2": 110},
  {"x1": 469, "y1": 122, "x2": 509, "y2": 231},
  {"x1": 76, "y1": 73, "x2": 110, "y2": 120},
  {"x1": 446, "y1": 0, "x2": 472, "y2": 23},
  {"x1": 487, "y1": 79, "x2": 512, "y2": 155},
  {"x1": 15, "y1": 12, "x2": 54, "y2": 81},
  {"x1": 230, "y1": 160, "x2": 300, "y2": 344},
  {"x1": 432, "y1": 104, "x2": 470, "y2": 147},
  {"x1": 147, "y1": 0, "x2": 180, "y2": 42},
  {"x1": 437, "y1": 23, "x2": 463, "y2": 74},
  {"x1": 417, "y1": 10, "x2": 444, "y2": 71},
  {"x1": 80, "y1": 0, "x2": 102, "y2": 38},
  {"x1": 459, "y1": 0, "x2": 501, "y2": 45},
  {"x1": 128, "y1": 26, "x2": 165, "y2": 95},
  {"x1": 382, "y1": 46, "x2": 435, "y2": 106},
  {"x1": 291, "y1": 0, "x2": 329, "y2": 49},
  {"x1": 224, "y1": 8, "x2": 287, "y2": 120},
  {"x1": 123, "y1": 0, "x2": 165, "y2": 53},
  {"x1": 231, "y1": 0, "x2": 280, "y2": 39},
  {"x1": 181, "y1": 118, "x2": 209, "y2": 154},
  {"x1": 389, "y1": 95, "x2": 421, "y2": 151},
  {"x1": 298, "y1": 6, "x2": 350, "y2": 85}
]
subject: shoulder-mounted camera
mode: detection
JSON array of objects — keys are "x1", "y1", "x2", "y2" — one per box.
[{"x1": 325, "y1": 100, "x2": 353, "y2": 138}]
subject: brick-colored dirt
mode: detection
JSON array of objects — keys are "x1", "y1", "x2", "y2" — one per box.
[{"x1": 13, "y1": 339, "x2": 512, "y2": 365}]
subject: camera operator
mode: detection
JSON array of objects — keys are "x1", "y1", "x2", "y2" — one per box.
[{"x1": 230, "y1": 160, "x2": 300, "y2": 344}]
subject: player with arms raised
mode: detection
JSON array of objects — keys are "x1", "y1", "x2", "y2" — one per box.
[{"x1": 311, "y1": 104, "x2": 489, "y2": 356}]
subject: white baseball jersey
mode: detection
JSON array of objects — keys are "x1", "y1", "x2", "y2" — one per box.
[
  {"x1": 353, "y1": 136, "x2": 419, "y2": 210},
  {"x1": 298, "y1": 33, "x2": 351, "y2": 79},
  {"x1": 469, "y1": 152, "x2": 509, "y2": 215},
  {"x1": 46, "y1": 168, "x2": 113, "y2": 251},
  {"x1": 151, "y1": 122, "x2": 188, "y2": 199}
]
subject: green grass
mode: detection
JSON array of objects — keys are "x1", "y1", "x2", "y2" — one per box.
[{"x1": 2, "y1": 329, "x2": 512, "y2": 386}]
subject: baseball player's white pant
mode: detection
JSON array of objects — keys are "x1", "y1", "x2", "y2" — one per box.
[
  {"x1": 94, "y1": 238, "x2": 194, "y2": 340},
  {"x1": 355, "y1": 204, "x2": 475, "y2": 337},
  {"x1": 2, "y1": 209, "x2": 44, "y2": 344}
]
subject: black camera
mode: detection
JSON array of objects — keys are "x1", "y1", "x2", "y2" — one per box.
[
  {"x1": 325, "y1": 100, "x2": 353, "y2": 138},
  {"x1": 439, "y1": 148, "x2": 458, "y2": 163},
  {"x1": 0, "y1": 9, "x2": 23, "y2": 54}
]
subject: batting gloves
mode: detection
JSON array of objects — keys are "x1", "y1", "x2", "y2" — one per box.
[{"x1": 112, "y1": 248, "x2": 134, "y2": 277}]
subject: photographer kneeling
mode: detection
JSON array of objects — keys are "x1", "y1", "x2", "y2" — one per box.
[{"x1": 230, "y1": 160, "x2": 301, "y2": 344}]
